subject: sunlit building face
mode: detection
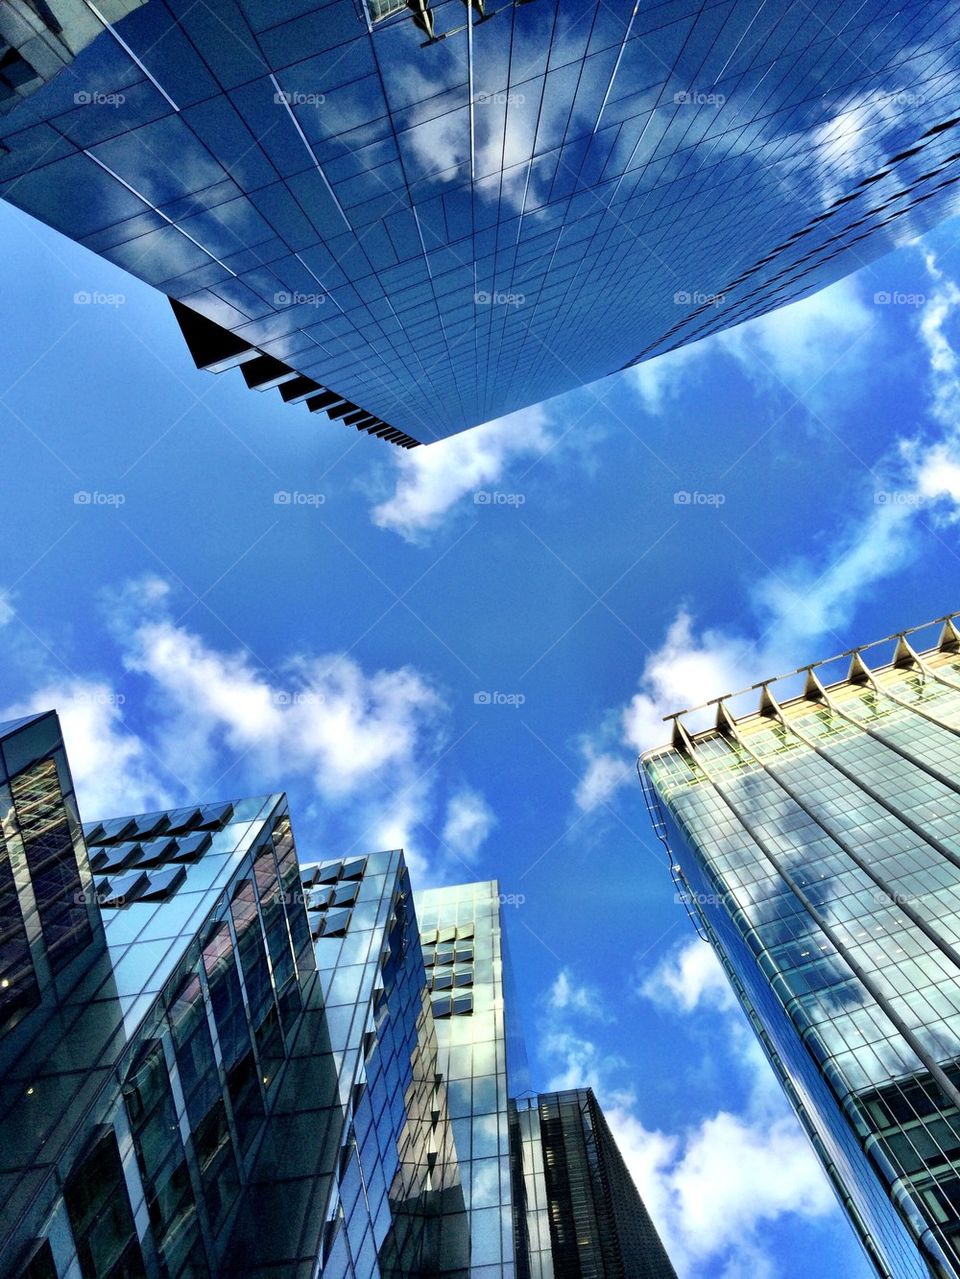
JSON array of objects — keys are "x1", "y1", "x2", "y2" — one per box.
[{"x1": 644, "y1": 618, "x2": 960, "y2": 1279}]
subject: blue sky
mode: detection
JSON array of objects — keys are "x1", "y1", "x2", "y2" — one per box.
[{"x1": 5, "y1": 197, "x2": 960, "y2": 1277}]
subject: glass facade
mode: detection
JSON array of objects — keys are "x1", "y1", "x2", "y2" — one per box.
[
  {"x1": 511, "y1": 1089, "x2": 678, "y2": 1279},
  {"x1": 644, "y1": 616, "x2": 960, "y2": 1279},
  {"x1": 417, "y1": 881, "x2": 520, "y2": 1278},
  {"x1": 2, "y1": 708, "x2": 676, "y2": 1278},
  {"x1": 3, "y1": 3, "x2": 960, "y2": 442}
]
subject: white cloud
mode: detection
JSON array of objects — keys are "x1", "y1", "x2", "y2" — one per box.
[
  {"x1": 640, "y1": 939, "x2": 735, "y2": 1014},
  {"x1": 572, "y1": 741, "x2": 633, "y2": 811},
  {"x1": 577, "y1": 252, "x2": 960, "y2": 809},
  {"x1": 720, "y1": 276, "x2": 873, "y2": 393},
  {"x1": 627, "y1": 275, "x2": 873, "y2": 413},
  {"x1": 548, "y1": 968, "x2": 608, "y2": 1019},
  {"x1": 540, "y1": 964, "x2": 835, "y2": 1278},
  {"x1": 627, "y1": 341, "x2": 707, "y2": 415},
  {"x1": 441, "y1": 787, "x2": 496, "y2": 862},
  {"x1": 1, "y1": 575, "x2": 493, "y2": 885},
  {"x1": 371, "y1": 404, "x2": 553, "y2": 541},
  {"x1": 0, "y1": 679, "x2": 170, "y2": 819},
  {"x1": 0, "y1": 591, "x2": 13, "y2": 628}
]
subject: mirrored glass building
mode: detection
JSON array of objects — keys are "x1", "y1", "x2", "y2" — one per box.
[
  {"x1": 643, "y1": 614, "x2": 960, "y2": 1279},
  {"x1": 3, "y1": 2, "x2": 960, "y2": 445},
  {"x1": 2, "y1": 708, "x2": 675, "y2": 1279},
  {"x1": 511, "y1": 1089, "x2": 679, "y2": 1279}
]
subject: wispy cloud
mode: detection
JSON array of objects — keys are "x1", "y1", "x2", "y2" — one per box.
[
  {"x1": 371, "y1": 404, "x2": 554, "y2": 541},
  {"x1": 539, "y1": 951, "x2": 835, "y2": 1277},
  {"x1": 0, "y1": 574, "x2": 497, "y2": 883},
  {"x1": 576, "y1": 252, "x2": 960, "y2": 808},
  {"x1": 628, "y1": 275, "x2": 874, "y2": 413}
]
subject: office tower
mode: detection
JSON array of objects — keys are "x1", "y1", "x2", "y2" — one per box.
[
  {"x1": 0, "y1": 709, "x2": 467, "y2": 1279},
  {"x1": 417, "y1": 880, "x2": 529, "y2": 1274},
  {"x1": 2, "y1": 707, "x2": 675, "y2": 1278},
  {"x1": 642, "y1": 616, "x2": 960, "y2": 1279},
  {"x1": 2, "y1": 4, "x2": 960, "y2": 445},
  {"x1": 511, "y1": 1089, "x2": 678, "y2": 1279}
]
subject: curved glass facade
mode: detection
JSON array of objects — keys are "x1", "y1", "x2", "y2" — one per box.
[{"x1": 644, "y1": 618, "x2": 960, "y2": 1279}]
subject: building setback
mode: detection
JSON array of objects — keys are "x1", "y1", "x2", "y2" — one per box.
[
  {"x1": 1, "y1": 708, "x2": 674, "y2": 1278},
  {"x1": 643, "y1": 615, "x2": 960, "y2": 1279},
  {"x1": 2, "y1": 3, "x2": 960, "y2": 444}
]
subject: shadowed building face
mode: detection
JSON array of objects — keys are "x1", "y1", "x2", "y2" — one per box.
[{"x1": 3, "y1": 2, "x2": 960, "y2": 444}]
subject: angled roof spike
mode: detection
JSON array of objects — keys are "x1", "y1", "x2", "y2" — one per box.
[
  {"x1": 170, "y1": 299, "x2": 256, "y2": 373},
  {"x1": 241, "y1": 354, "x2": 297, "y2": 390},
  {"x1": 279, "y1": 375, "x2": 322, "y2": 404},
  {"x1": 713, "y1": 699, "x2": 739, "y2": 738},
  {"x1": 939, "y1": 617, "x2": 960, "y2": 652},
  {"x1": 665, "y1": 713, "x2": 695, "y2": 753},
  {"x1": 847, "y1": 650, "x2": 874, "y2": 685},
  {"x1": 893, "y1": 634, "x2": 919, "y2": 668},
  {"x1": 306, "y1": 391, "x2": 345, "y2": 413},
  {"x1": 803, "y1": 667, "x2": 827, "y2": 701},
  {"x1": 758, "y1": 682, "x2": 781, "y2": 718}
]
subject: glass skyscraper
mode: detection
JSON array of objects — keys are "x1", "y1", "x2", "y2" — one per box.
[
  {"x1": 643, "y1": 615, "x2": 960, "y2": 1279},
  {"x1": 511, "y1": 1089, "x2": 679, "y2": 1279},
  {"x1": 2, "y1": 707, "x2": 674, "y2": 1279},
  {"x1": 2, "y1": 2, "x2": 960, "y2": 444}
]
